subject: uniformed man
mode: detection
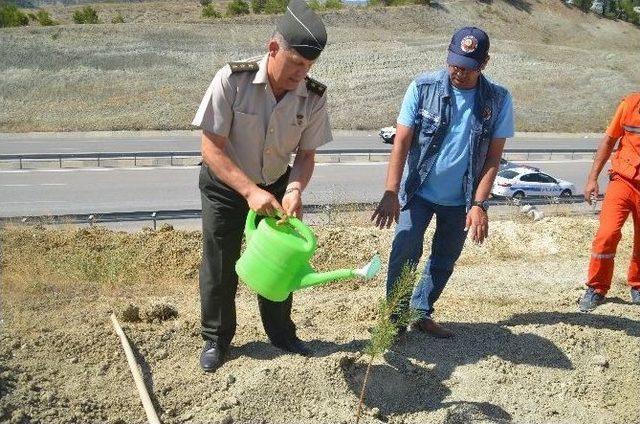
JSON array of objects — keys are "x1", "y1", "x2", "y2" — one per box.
[{"x1": 192, "y1": 0, "x2": 331, "y2": 372}]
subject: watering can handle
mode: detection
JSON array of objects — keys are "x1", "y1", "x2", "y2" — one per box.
[
  {"x1": 286, "y1": 216, "x2": 316, "y2": 252},
  {"x1": 245, "y1": 209, "x2": 259, "y2": 242}
]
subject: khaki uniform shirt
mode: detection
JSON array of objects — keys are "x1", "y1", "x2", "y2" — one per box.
[{"x1": 192, "y1": 54, "x2": 333, "y2": 185}]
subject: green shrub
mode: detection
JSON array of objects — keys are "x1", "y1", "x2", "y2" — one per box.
[
  {"x1": 264, "y1": 0, "x2": 286, "y2": 14},
  {"x1": 72, "y1": 6, "x2": 99, "y2": 24},
  {"x1": 199, "y1": 0, "x2": 212, "y2": 5},
  {"x1": 251, "y1": 0, "x2": 267, "y2": 13},
  {"x1": 111, "y1": 13, "x2": 124, "y2": 23},
  {"x1": 308, "y1": 0, "x2": 323, "y2": 10},
  {"x1": 35, "y1": 9, "x2": 57, "y2": 26},
  {"x1": 619, "y1": 0, "x2": 640, "y2": 24},
  {"x1": 0, "y1": 4, "x2": 29, "y2": 27},
  {"x1": 202, "y1": 4, "x2": 221, "y2": 17},
  {"x1": 226, "y1": 0, "x2": 250, "y2": 16},
  {"x1": 324, "y1": 0, "x2": 343, "y2": 9},
  {"x1": 413, "y1": 0, "x2": 430, "y2": 4}
]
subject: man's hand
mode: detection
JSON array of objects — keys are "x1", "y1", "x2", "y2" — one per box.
[
  {"x1": 282, "y1": 188, "x2": 303, "y2": 219},
  {"x1": 371, "y1": 190, "x2": 400, "y2": 229},
  {"x1": 584, "y1": 179, "x2": 599, "y2": 204},
  {"x1": 465, "y1": 206, "x2": 488, "y2": 244},
  {"x1": 247, "y1": 187, "x2": 285, "y2": 217}
]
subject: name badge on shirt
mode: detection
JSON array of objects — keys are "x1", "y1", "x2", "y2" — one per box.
[
  {"x1": 419, "y1": 109, "x2": 440, "y2": 123},
  {"x1": 482, "y1": 106, "x2": 492, "y2": 121}
]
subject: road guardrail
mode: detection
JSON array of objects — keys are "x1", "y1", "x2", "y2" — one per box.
[{"x1": 0, "y1": 148, "x2": 598, "y2": 170}]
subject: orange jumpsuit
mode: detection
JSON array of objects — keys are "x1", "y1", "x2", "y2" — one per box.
[{"x1": 587, "y1": 93, "x2": 640, "y2": 294}]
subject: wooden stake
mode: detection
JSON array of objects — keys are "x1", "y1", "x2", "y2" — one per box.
[{"x1": 110, "y1": 313, "x2": 161, "y2": 424}]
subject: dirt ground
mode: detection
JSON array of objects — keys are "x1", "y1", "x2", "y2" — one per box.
[{"x1": 1, "y1": 215, "x2": 639, "y2": 423}]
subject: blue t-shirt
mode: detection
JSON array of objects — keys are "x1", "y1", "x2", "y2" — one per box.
[{"x1": 397, "y1": 80, "x2": 514, "y2": 206}]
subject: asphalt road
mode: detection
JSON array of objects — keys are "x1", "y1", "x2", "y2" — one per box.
[
  {"x1": 0, "y1": 159, "x2": 608, "y2": 217},
  {"x1": 0, "y1": 131, "x2": 602, "y2": 155}
]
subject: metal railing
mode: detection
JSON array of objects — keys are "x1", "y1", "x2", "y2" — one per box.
[
  {"x1": 0, "y1": 148, "x2": 598, "y2": 170},
  {"x1": 0, "y1": 195, "x2": 602, "y2": 227}
]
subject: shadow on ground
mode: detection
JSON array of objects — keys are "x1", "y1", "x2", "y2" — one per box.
[
  {"x1": 232, "y1": 338, "x2": 366, "y2": 361},
  {"x1": 341, "y1": 321, "x2": 571, "y2": 421},
  {"x1": 478, "y1": 0, "x2": 533, "y2": 13},
  {"x1": 499, "y1": 311, "x2": 640, "y2": 337}
]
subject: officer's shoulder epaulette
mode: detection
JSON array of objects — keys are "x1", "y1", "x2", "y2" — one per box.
[
  {"x1": 229, "y1": 61, "x2": 259, "y2": 73},
  {"x1": 305, "y1": 76, "x2": 326, "y2": 97}
]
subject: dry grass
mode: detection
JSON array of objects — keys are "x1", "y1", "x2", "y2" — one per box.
[
  {"x1": 1, "y1": 0, "x2": 639, "y2": 132},
  {"x1": 1, "y1": 214, "x2": 632, "y2": 292}
]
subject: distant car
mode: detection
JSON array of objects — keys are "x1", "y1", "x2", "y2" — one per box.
[
  {"x1": 492, "y1": 167, "x2": 576, "y2": 200},
  {"x1": 379, "y1": 126, "x2": 396, "y2": 144}
]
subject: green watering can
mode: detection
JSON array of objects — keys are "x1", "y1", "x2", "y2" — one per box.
[{"x1": 235, "y1": 210, "x2": 381, "y2": 302}]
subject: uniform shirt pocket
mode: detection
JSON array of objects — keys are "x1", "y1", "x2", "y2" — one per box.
[{"x1": 230, "y1": 110, "x2": 263, "y2": 145}]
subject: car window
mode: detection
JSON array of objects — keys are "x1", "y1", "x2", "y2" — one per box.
[
  {"x1": 498, "y1": 170, "x2": 518, "y2": 179},
  {"x1": 539, "y1": 173, "x2": 558, "y2": 183},
  {"x1": 519, "y1": 173, "x2": 540, "y2": 182}
]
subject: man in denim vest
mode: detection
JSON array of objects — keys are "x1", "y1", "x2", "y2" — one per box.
[{"x1": 372, "y1": 27, "x2": 514, "y2": 338}]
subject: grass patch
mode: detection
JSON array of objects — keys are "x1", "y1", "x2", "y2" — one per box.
[
  {"x1": 0, "y1": 4, "x2": 28, "y2": 27},
  {"x1": 72, "y1": 5, "x2": 99, "y2": 24}
]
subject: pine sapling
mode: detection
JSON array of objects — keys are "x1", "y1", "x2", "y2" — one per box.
[{"x1": 355, "y1": 265, "x2": 418, "y2": 423}]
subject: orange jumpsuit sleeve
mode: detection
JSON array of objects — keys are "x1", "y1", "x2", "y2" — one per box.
[{"x1": 606, "y1": 100, "x2": 627, "y2": 139}]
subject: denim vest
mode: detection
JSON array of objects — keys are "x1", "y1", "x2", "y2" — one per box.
[{"x1": 398, "y1": 68, "x2": 508, "y2": 211}]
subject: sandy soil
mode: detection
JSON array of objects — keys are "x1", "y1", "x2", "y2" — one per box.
[{"x1": 1, "y1": 215, "x2": 639, "y2": 423}]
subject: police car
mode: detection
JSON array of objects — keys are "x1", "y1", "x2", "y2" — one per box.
[
  {"x1": 492, "y1": 167, "x2": 576, "y2": 200},
  {"x1": 379, "y1": 126, "x2": 396, "y2": 144}
]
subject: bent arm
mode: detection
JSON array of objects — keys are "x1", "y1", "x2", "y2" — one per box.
[
  {"x1": 288, "y1": 149, "x2": 315, "y2": 192},
  {"x1": 200, "y1": 129, "x2": 257, "y2": 199},
  {"x1": 587, "y1": 134, "x2": 618, "y2": 183},
  {"x1": 384, "y1": 124, "x2": 414, "y2": 194},
  {"x1": 473, "y1": 138, "x2": 506, "y2": 202}
]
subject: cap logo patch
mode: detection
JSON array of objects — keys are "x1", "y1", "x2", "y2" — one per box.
[{"x1": 460, "y1": 35, "x2": 478, "y2": 53}]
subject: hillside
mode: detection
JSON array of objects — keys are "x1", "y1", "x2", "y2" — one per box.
[{"x1": 1, "y1": 0, "x2": 639, "y2": 132}]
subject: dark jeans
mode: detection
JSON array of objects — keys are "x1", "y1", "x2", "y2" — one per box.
[
  {"x1": 386, "y1": 195, "x2": 468, "y2": 320},
  {"x1": 198, "y1": 164, "x2": 295, "y2": 347}
]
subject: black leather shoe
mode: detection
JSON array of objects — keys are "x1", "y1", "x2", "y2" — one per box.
[
  {"x1": 200, "y1": 340, "x2": 227, "y2": 372},
  {"x1": 272, "y1": 336, "x2": 313, "y2": 357}
]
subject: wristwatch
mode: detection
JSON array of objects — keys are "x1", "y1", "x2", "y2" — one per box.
[{"x1": 472, "y1": 200, "x2": 489, "y2": 211}]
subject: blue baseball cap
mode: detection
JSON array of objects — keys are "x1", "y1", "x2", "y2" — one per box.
[{"x1": 447, "y1": 27, "x2": 490, "y2": 71}]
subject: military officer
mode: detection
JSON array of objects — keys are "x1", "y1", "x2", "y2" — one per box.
[{"x1": 191, "y1": 0, "x2": 332, "y2": 372}]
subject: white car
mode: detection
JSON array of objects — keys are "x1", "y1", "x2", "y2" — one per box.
[
  {"x1": 492, "y1": 167, "x2": 576, "y2": 200},
  {"x1": 378, "y1": 126, "x2": 396, "y2": 144}
]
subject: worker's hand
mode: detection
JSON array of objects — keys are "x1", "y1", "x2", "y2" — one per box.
[
  {"x1": 584, "y1": 179, "x2": 599, "y2": 204},
  {"x1": 371, "y1": 190, "x2": 400, "y2": 229},
  {"x1": 247, "y1": 187, "x2": 285, "y2": 217},
  {"x1": 282, "y1": 188, "x2": 303, "y2": 219},
  {"x1": 465, "y1": 206, "x2": 488, "y2": 245}
]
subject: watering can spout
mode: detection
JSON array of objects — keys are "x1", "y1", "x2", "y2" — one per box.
[{"x1": 299, "y1": 254, "x2": 381, "y2": 289}]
